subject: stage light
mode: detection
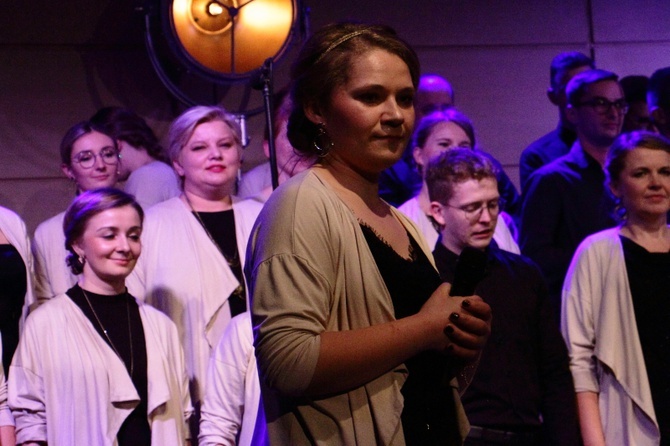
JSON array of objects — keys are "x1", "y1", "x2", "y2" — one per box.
[{"x1": 166, "y1": 0, "x2": 298, "y2": 79}]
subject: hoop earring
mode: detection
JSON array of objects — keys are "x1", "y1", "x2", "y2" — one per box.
[{"x1": 313, "y1": 123, "x2": 333, "y2": 157}]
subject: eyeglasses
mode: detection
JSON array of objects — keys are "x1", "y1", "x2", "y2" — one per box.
[
  {"x1": 575, "y1": 97, "x2": 629, "y2": 115},
  {"x1": 444, "y1": 199, "x2": 502, "y2": 223},
  {"x1": 72, "y1": 147, "x2": 119, "y2": 169}
]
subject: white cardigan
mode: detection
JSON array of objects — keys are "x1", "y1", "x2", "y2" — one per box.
[
  {"x1": 126, "y1": 196, "x2": 262, "y2": 405},
  {"x1": 561, "y1": 227, "x2": 660, "y2": 445},
  {"x1": 199, "y1": 312, "x2": 265, "y2": 446},
  {"x1": 32, "y1": 211, "x2": 77, "y2": 301},
  {"x1": 9, "y1": 294, "x2": 192, "y2": 446},
  {"x1": 0, "y1": 206, "x2": 36, "y2": 322}
]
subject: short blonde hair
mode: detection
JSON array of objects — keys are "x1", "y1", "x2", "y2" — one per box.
[{"x1": 167, "y1": 105, "x2": 241, "y2": 163}]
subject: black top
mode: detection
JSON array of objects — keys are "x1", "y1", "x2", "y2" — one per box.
[
  {"x1": 621, "y1": 236, "x2": 670, "y2": 444},
  {"x1": 433, "y1": 241, "x2": 579, "y2": 445},
  {"x1": 519, "y1": 124, "x2": 577, "y2": 191},
  {"x1": 520, "y1": 142, "x2": 617, "y2": 322},
  {"x1": 0, "y1": 244, "x2": 27, "y2": 374},
  {"x1": 194, "y1": 210, "x2": 247, "y2": 317},
  {"x1": 67, "y1": 285, "x2": 150, "y2": 446},
  {"x1": 359, "y1": 223, "x2": 461, "y2": 446}
]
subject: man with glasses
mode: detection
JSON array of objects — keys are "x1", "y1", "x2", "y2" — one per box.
[
  {"x1": 427, "y1": 148, "x2": 579, "y2": 446},
  {"x1": 520, "y1": 69, "x2": 622, "y2": 323}
]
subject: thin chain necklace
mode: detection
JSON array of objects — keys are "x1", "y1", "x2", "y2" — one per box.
[
  {"x1": 183, "y1": 194, "x2": 245, "y2": 299},
  {"x1": 81, "y1": 287, "x2": 134, "y2": 377}
]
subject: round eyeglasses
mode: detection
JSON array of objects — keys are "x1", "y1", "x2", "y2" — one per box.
[
  {"x1": 72, "y1": 147, "x2": 120, "y2": 169},
  {"x1": 444, "y1": 199, "x2": 502, "y2": 223}
]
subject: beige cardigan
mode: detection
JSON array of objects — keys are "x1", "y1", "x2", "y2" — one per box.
[
  {"x1": 562, "y1": 228, "x2": 660, "y2": 445},
  {"x1": 9, "y1": 294, "x2": 192, "y2": 445},
  {"x1": 127, "y1": 196, "x2": 262, "y2": 406},
  {"x1": 248, "y1": 170, "x2": 469, "y2": 445}
]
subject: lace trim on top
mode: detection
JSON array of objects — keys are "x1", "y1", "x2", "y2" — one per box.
[{"x1": 358, "y1": 219, "x2": 417, "y2": 262}]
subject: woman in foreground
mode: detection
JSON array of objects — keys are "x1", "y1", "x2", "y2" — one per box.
[
  {"x1": 10, "y1": 188, "x2": 191, "y2": 445},
  {"x1": 247, "y1": 22, "x2": 491, "y2": 445},
  {"x1": 562, "y1": 131, "x2": 670, "y2": 446}
]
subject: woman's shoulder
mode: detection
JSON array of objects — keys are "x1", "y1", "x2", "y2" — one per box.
[
  {"x1": 0, "y1": 205, "x2": 23, "y2": 226},
  {"x1": 568, "y1": 227, "x2": 623, "y2": 272},
  {"x1": 232, "y1": 195, "x2": 264, "y2": 216},
  {"x1": 249, "y1": 170, "x2": 349, "y2": 261},
  {"x1": 266, "y1": 170, "x2": 341, "y2": 213},
  {"x1": 25, "y1": 294, "x2": 72, "y2": 325},
  {"x1": 577, "y1": 227, "x2": 621, "y2": 251},
  {"x1": 0, "y1": 206, "x2": 28, "y2": 238},
  {"x1": 34, "y1": 211, "x2": 66, "y2": 236},
  {"x1": 145, "y1": 196, "x2": 184, "y2": 215},
  {"x1": 138, "y1": 302, "x2": 178, "y2": 330}
]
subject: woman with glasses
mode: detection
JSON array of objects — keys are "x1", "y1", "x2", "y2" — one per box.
[
  {"x1": 126, "y1": 106, "x2": 262, "y2": 438},
  {"x1": 33, "y1": 121, "x2": 120, "y2": 302},
  {"x1": 10, "y1": 188, "x2": 192, "y2": 446},
  {"x1": 562, "y1": 131, "x2": 670, "y2": 445},
  {"x1": 399, "y1": 109, "x2": 520, "y2": 252}
]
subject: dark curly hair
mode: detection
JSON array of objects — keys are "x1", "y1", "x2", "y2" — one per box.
[{"x1": 90, "y1": 106, "x2": 168, "y2": 163}]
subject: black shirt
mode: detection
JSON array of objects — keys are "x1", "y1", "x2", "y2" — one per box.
[
  {"x1": 520, "y1": 142, "x2": 617, "y2": 322},
  {"x1": 0, "y1": 244, "x2": 27, "y2": 374},
  {"x1": 433, "y1": 241, "x2": 579, "y2": 446},
  {"x1": 194, "y1": 210, "x2": 247, "y2": 317},
  {"x1": 519, "y1": 124, "x2": 577, "y2": 191},
  {"x1": 621, "y1": 235, "x2": 670, "y2": 445},
  {"x1": 360, "y1": 223, "x2": 462, "y2": 446},
  {"x1": 67, "y1": 285, "x2": 151, "y2": 446}
]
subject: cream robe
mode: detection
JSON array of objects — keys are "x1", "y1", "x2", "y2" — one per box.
[
  {"x1": 126, "y1": 196, "x2": 262, "y2": 405},
  {"x1": 0, "y1": 206, "x2": 37, "y2": 322},
  {"x1": 9, "y1": 294, "x2": 192, "y2": 445},
  {"x1": 248, "y1": 170, "x2": 469, "y2": 445},
  {"x1": 199, "y1": 312, "x2": 265, "y2": 446},
  {"x1": 562, "y1": 228, "x2": 660, "y2": 445},
  {"x1": 397, "y1": 196, "x2": 520, "y2": 254},
  {"x1": 32, "y1": 211, "x2": 77, "y2": 301}
]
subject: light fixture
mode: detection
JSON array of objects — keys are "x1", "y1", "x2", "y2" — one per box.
[
  {"x1": 207, "y1": 1, "x2": 225, "y2": 16},
  {"x1": 145, "y1": 0, "x2": 303, "y2": 87},
  {"x1": 142, "y1": 0, "x2": 306, "y2": 147}
]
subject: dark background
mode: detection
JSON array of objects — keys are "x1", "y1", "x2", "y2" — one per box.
[{"x1": 1, "y1": 0, "x2": 669, "y2": 231}]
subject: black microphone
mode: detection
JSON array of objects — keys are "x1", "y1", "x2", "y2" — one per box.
[{"x1": 449, "y1": 246, "x2": 488, "y2": 297}]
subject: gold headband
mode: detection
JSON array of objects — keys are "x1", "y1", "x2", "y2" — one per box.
[{"x1": 314, "y1": 30, "x2": 368, "y2": 65}]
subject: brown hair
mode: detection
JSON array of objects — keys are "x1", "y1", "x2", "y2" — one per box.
[
  {"x1": 60, "y1": 121, "x2": 117, "y2": 166},
  {"x1": 63, "y1": 187, "x2": 144, "y2": 275},
  {"x1": 287, "y1": 22, "x2": 420, "y2": 156},
  {"x1": 426, "y1": 148, "x2": 498, "y2": 204}
]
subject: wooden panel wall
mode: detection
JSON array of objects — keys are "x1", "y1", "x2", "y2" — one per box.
[{"x1": 1, "y1": 0, "x2": 669, "y2": 232}]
